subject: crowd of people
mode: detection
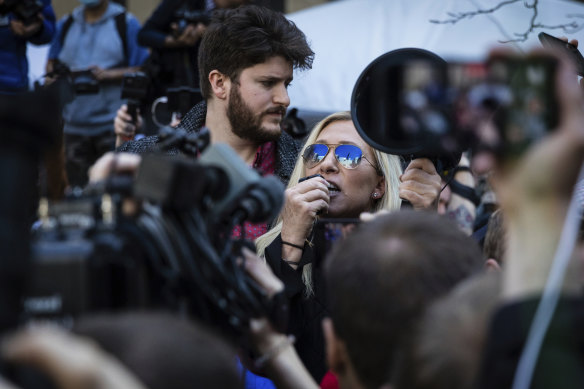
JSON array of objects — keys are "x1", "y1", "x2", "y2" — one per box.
[{"x1": 1, "y1": 1, "x2": 584, "y2": 389}]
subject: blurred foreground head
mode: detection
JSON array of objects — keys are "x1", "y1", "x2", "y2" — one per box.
[
  {"x1": 324, "y1": 210, "x2": 483, "y2": 389},
  {"x1": 74, "y1": 312, "x2": 242, "y2": 389}
]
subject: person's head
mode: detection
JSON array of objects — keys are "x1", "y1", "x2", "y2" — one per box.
[
  {"x1": 394, "y1": 273, "x2": 501, "y2": 389},
  {"x1": 287, "y1": 112, "x2": 402, "y2": 218},
  {"x1": 73, "y1": 312, "x2": 242, "y2": 389},
  {"x1": 199, "y1": 6, "x2": 313, "y2": 142},
  {"x1": 324, "y1": 210, "x2": 483, "y2": 389}
]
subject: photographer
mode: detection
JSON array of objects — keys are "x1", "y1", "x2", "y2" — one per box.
[
  {"x1": 45, "y1": 0, "x2": 148, "y2": 188},
  {"x1": 138, "y1": 0, "x2": 249, "y2": 102},
  {"x1": 0, "y1": 0, "x2": 56, "y2": 93}
]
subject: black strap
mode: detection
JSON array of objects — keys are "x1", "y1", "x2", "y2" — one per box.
[
  {"x1": 450, "y1": 179, "x2": 481, "y2": 207},
  {"x1": 59, "y1": 12, "x2": 128, "y2": 66},
  {"x1": 59, "y1": 14, "x2": 74, "y2": 47},
  {"x1": 114, "y1": 12, "x2": 128, "y2": 66}
]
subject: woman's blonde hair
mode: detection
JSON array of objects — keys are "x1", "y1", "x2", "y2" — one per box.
[{"x1": 255, "y1": 111, "x2": 403, "y2": 295}]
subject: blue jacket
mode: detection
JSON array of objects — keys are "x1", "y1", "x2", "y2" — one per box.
[
  {"x1": 0, "y1": 0, "x2": 56, "y2": 92},
  {"x1": 48, "y1": 2, "x2": 148, "y2": 135}
]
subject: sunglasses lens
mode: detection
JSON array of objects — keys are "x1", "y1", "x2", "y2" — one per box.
[
  {"x1": 303, "y1": 144, "x2": 329, "y2": 168},
  {"x1": 334, "y1": 145, "x2": 363, "y2": 169}
]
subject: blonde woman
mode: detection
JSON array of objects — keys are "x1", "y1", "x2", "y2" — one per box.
[{"x1": 255, "y1": 111, "x2": 441, "y2": 381}]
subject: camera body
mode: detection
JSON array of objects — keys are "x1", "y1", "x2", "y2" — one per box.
[
  {"x1": 121, "y1": 72, "x2": 149, "y2": 102},
  {"x1": 167, "y1": 86, "x2": 202, "y2": 118},
  {"x1": 173, "y1": 9, "x2": 211, "y2": 37},
  {"x1": 0, "y1": 0, "x2": 43, "y2": 25},
  {"x1": 70, "y1": 69, "x2": 100, "y2": 95}
]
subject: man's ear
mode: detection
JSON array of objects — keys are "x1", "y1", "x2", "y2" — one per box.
[
  {"x1": 323, "y1": 318, "x2": 350, "y2": 376},
  {"x1": 208, "y1": 70, "x2": 229, "y2": 100},
  {"x1": 485, "y1": 258, "x2": 502, "y2": 272}
]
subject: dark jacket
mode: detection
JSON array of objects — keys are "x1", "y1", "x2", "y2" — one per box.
[
  {"x1": 138, "y1": 0, "x2": 206, "y2": 93},
  {"x1": 0, "y1": 0, "x2": 56, "y2": 92},
  {"x1": 117, "y1": 101, "x2": 303, "y2": 185},
  {"x1": 478, "y1": 297, "x2": 584, "y2": 389},
  {"x1": 265, "y1": 234, "x2": 328, "y2": 382}
]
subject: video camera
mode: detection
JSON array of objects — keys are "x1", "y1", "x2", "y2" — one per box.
[
  {"x1": 22, "y1": 124, "x2": 287, "y2": 341},
  {"x1": 351, "y1": 48, "x2": 559, "y2": 166},
  {"x1": 0, "y1": 0, "x2": 43, "y2": 25}
]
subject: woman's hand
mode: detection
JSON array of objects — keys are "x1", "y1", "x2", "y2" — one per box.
[
  {"x1": 280, "y1": 176, "x2": 329, "y2": 246},
  {"x1": 399, "y1": 158, "x2": 442, "y2": 210}
]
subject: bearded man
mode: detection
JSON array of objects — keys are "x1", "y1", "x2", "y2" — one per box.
[{"x1": 118, "y1": 5, "x2": 313, "y2": 239}]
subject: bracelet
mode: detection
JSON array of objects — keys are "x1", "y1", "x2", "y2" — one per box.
[
  {"x1": 283, "y1": 258, "x2": 299, "y2": 267},
  {"x1": 454, "y1": 166, "x2": 472, "y2": 174},
  {"x1": 254, "y1": 335, "x2": 296, "y2": 370},
  {"x1": 281, "y1": 240, "x2": 304, "y2": 250}
]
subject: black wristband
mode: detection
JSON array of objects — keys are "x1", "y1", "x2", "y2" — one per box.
[
  {"x1": 282, "y1": 240, "x2": 304, "y2": 250},
  {"x1": 454, "y1": 165, "x2": 472, "y2": 174}
]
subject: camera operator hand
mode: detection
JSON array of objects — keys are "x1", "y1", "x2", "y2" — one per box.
[
  {"x1": 9, "y1": 15, "x2": 43, "y2": 38},
  {"x1": 280, "y1": 176, "x2": 329, "y2": 264},
  {"x1": 399, "y1": 157, "x2": 442, "y2": 210},
  {"x1": 90, "y1": 66, "x2": 139, "y2": 83},
  {"x1": 1, "y1": 328, "x2": 147, "y2": 389},
  {"x1": 165, "y1": 22, "x2": 206, "y2": 48},
  {"x1": 114, "y1": 104, "x2": 143, "y2": 147},
  {"x1": 88, "y1": 152, "x2": 142, "y2": 184}
]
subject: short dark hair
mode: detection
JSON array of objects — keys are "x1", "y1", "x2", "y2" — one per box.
[
  {"x1": 198, "y1": 5, "x2": 314, "y2": 99},
  {"x1": 325, "y1": 211, "x2": 483, "y2": 389},
  {"x1": 73, "y1": 312, "x2": 242, "y2": 389}
]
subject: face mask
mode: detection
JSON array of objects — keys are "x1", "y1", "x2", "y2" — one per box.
[{"x1": 79, "y1": 0, "x2": 102, "y2": 8}]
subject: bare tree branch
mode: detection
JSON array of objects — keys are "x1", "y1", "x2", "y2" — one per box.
[
  {"x1": 429, "y1": 0, "x2": 584, "y2": 43},
  {"x1": 429, "y1": 0, "x2": 521, "y2": 24}
]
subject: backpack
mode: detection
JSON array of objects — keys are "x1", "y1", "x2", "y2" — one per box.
[{"x1": 59, "y1": 12, "x2": 129, "y2": 66}]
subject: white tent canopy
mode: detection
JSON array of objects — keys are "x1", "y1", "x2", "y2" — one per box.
[{"x1": 286, "y1": 0, "x2": 584, "y2": 112}]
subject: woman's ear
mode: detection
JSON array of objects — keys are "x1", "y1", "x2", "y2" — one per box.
[
  {"x1": 208, "y1": 70, "x2": 228, "y2": 100},
  {"x1": 373, "y1": 175, "x2": 386, "y2": 199}
]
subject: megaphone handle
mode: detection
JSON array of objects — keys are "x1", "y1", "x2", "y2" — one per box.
[{"x1": 400, "y1": 199, "x2": 412, "y2": 209}]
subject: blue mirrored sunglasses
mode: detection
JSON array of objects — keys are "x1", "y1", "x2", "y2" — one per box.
[{"x1": 302, "y1": 144, "x2": 377, "y2": 170}]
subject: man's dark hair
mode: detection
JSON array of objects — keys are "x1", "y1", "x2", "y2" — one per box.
[
  {"x1": 198, "y1": 5, "x2": 314, "y2": 99},
  {"x1": 73, "y1": 312, "x2": 242, "y2": 389},
  {"x1": 325, "y1": 210, "x2": 483, "y2": 389}
]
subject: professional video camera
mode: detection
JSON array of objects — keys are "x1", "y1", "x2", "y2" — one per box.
[
  {"x1": 173, "y1": 8, "x2": 211, "y2": 37},
  {"x1": 351, "y1": 48, "x2": 558, "y2": 166},
  {"x1": 0, "y1": 0, "x2": 43, "y2": 25},
  {"x1": 23, "y1": 124, "x2": 287, "y2": 340}
]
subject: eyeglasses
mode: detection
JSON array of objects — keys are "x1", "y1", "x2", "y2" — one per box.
[{"x1": 302, "y1": 143, "x2": 378, "y2": 170}]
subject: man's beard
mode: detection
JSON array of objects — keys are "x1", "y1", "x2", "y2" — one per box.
[{"x1": 227, "y1": 84, "x2": 284, "y2": 144}]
